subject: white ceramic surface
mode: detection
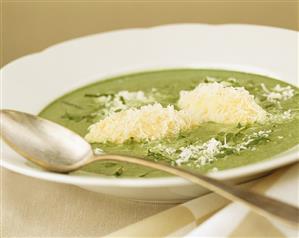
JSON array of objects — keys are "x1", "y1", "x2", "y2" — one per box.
[{"x1": 1, "y1": 24, "x2": 298, "y2": 202}]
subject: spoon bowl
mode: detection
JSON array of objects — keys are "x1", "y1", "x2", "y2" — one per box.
[{"x1": 1, "y1": 110, "x2": 93, "y2": 172}]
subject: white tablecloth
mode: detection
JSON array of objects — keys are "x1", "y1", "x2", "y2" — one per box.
[{"x1": 2, "y1": 169, "x2": 172, "y2": 237}]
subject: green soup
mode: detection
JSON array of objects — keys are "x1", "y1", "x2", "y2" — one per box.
[{"x1": 39, "y1": 69, "x2": 299, "y2": 177}]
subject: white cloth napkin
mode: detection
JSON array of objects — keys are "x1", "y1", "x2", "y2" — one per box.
[
  {"x1": 106, "y1": 163, "x2": 299, "y2": 237},
  {"x1": 185, "y1": 164, "x2": 299, "y2": 238}
]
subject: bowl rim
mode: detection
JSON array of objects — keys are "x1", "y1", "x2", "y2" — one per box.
[{"x1": 2, "y1": 148, "x2": 298, "y2": 187}]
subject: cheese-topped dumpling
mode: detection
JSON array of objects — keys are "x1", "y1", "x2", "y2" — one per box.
[
  {"x1": 85, "y1": 103, "x2": 188, "y2": 144},
  {"x1": 178, "y1": 82, "x2": 267, "y2": 125}
]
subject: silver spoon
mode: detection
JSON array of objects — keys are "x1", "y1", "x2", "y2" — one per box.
[{"x1": 1, "y1": 109, "x2": 298, "y2": 227}]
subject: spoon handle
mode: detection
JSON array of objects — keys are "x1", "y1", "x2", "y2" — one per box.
[{"x1": 92, "y1": 154, "x2": 299, "y2": 227}]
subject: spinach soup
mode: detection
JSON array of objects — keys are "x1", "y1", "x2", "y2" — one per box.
[{"x1": 39, "y1": 69, "x2": 299, "y2": 177}]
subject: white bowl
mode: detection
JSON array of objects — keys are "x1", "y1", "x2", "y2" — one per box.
[{"x1": 1, "y1": 24, "x2": 298, "y2": 202}]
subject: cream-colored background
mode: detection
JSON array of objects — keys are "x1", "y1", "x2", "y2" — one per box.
[
  {"x1": 1, "y1": 1, "x2": 298, "y2": 237},
  {"x1": 1, "y1": 1, "x2": 299, "y2": 67}
]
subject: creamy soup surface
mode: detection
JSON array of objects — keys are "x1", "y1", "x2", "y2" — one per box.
[{"x1": 40, "y1": 69, "x2": 299, "y2": 177}]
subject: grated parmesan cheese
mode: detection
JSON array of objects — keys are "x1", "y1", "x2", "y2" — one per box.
[
  {"x1": 268, "y1": 110, "x2": 293, "y2": 123},
  {"x1": 175, "y1": 138, "x2": 223, "y2": 166},
  {"x1": 211, "y1": 167, "x2": 219, "y2": 172},
  {"x1": 85, "y1": 83, "x2": 271, "y2": 144},
  {"x1": 261, "y1": 83, "x2": 295, "y2": 103},
  {"x1": 96, "y1": 90, "x2": 155, "y2": 117},
  {"x1": 85, "y1": 103, "x2": 188, "y2": 144},
  {"x1": 93, "y1": 148, "x2": 104, "y2": 155},
  {"x1": 178, "y1": 82, "x2": 267, "y2": 125},
  {"x1": 176, "y1": 130, "x2": 271, "y2": 166},
  {"x1": 148, "y1": 129, "x2": 272, "y2": 167}
]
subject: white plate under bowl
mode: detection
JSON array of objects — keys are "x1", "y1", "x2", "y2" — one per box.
[{"x1": 1, "y1": 24, "x2": 298, "y2": 202}]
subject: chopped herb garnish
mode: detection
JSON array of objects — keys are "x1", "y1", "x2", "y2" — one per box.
[
  {"x1": 104, "y1": 163, "x2": 118, "y2": 168},
  {"x1": 61, "y1": 101, "x2": 83, "y2": 109},
  {"x1": 84, "y1": 93, "x2": 115, "y2": 98},
  {"x1": 61, "y1": 111, "x2": 97, "y2": 122},
  {"x1": 114, "y1": 167, "x2": 124, "y2": 177},
  {"x1": 139, "y1": 171, "x2": 153, "y2": 177},
  {"x1": 119, "y1": 96, "x2": 126, "y2": 104}
]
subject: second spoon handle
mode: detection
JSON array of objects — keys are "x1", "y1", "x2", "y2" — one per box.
[{"x1": 92, "y1": 154, "x2": 299, "y2": 227}]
